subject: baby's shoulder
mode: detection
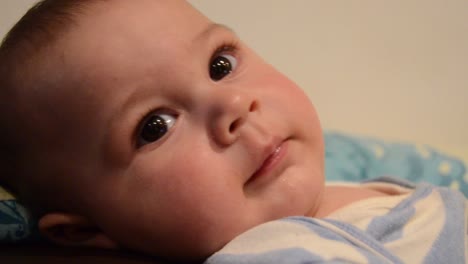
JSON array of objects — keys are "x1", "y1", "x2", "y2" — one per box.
[
  {"x1": 328, "y1": 177, "x2": 466, "y2": 230},
  {"x1": 207, "y1": 179, "x2": 467, "y2": 263}
]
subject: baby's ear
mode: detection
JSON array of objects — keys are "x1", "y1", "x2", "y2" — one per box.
[{"x1": 38, "y1": 213, "x2": 119, "y2": 249}]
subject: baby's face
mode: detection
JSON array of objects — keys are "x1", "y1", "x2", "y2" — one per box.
[{"x1": 40, "y1": 0, "x2": 324, "y2": 259}]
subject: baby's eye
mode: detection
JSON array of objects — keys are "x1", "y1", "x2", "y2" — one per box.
[
  {"x1": 138, "y1": 113, "x2": 176, "y2": 146},
  {"x1": 209, "y1": 54, "x2": 237, "y2": 81}
]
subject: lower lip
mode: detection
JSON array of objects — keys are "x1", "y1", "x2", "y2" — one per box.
[{"x1": 247, "y1": 141, "x2": 289, "y2": 186}]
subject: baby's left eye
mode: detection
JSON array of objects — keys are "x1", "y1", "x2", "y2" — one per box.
[{"x1": 209, "y1": 54, "x2": 237, "y2": 81}]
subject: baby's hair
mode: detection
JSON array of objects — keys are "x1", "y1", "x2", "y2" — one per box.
[{"x1": 0, "y1": 0, "x2": 104, "y2": 215}]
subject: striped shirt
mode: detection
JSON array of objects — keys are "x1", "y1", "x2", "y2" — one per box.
[{"x1": 206, "y1": 177, "x2": 467, "y2": 264}]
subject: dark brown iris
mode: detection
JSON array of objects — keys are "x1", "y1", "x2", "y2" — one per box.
[{"x1": 210, "y1": 56, "x2": 233, "y2": 81}]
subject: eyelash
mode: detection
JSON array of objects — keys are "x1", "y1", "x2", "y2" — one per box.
[{"x1": 211, "y1": 39, "x2": 240, "y2": 63}]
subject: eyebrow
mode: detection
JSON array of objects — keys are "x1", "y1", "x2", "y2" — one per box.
[{"x1": 195, "y1": 23, "x2": 235, "y2": 42}]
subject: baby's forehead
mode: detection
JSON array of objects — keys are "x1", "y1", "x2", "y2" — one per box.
[
  {"x1": 33, "y1": 0, "x2": 217, "y2": 122},
  {"x1": 51, "y1": 1, "x2": 215, "y2": 91},
  {"x1": 72, "y1": 0, "x2": 207, "y2": 31},
  {"x1": 60, "y1": 0, "x2": 211, "y2": 63}
]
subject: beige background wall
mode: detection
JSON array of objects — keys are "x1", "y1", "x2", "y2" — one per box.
[{"x1": 1, "y1": 0, "x2": 467, "y2": 155}]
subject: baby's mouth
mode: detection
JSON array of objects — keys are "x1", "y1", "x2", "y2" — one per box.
[{"x1": 246, "y1": 140, "x2": 288, "y2": 186}]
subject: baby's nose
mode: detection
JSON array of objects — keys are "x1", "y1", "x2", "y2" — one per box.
[{"x1": 209, "y1": 91, "x2": 259, "y2": 146}]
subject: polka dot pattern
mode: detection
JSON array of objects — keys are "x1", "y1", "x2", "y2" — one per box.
[
  {"x1": 372, "y1": 144, "x2": 385, "y2": 159},
  {"x1": 450, "y1": 181, "x2": 460, "y2": 190},
  {"x1": 325, "y1": 132, "x2": 467, "y2": 198},
  {"x1": 416, "y1": 145, "x2": 432, "y2": 159},
  {"x1": 438, "y1": 161, "x2": 452, "y2": 176}
]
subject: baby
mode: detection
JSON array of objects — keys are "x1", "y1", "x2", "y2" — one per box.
[{"x1": 0, "y1": 0, "x2": 466, "y2": 263}]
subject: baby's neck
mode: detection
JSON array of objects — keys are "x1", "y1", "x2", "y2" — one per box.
[{"x1": 310, "y1": 185, "x2": 389, "y2": 218}]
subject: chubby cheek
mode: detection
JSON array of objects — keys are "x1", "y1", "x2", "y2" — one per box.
[
  {"x1": 251, "y1": 67, "x2": 322, "y2": 147},
  {"x1": 129, "y1": 157, "x2": 222, "y2": 219},
  {"x1": 113, "y1": 148, "x2": 251, "y2": 255},
  {"x1": 247, "y1": 63, "x2": 318, "y2": 116}
]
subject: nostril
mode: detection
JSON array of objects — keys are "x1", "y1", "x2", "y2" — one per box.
[
  {"x1": 229, "y1": 118, "x2": 242, "y2": 133},
  {"x1": 249, "y1": 101, "x2": 259, "y2": 112}
]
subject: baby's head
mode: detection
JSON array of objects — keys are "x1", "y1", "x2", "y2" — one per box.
[{"x1": 0, "y1": 0, "x2": 324, "y2": 261}]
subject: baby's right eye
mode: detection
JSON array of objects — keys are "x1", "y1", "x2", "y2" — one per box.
[{"x1": 138, "y1": 113, "x2": 176, "y2": 147}]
